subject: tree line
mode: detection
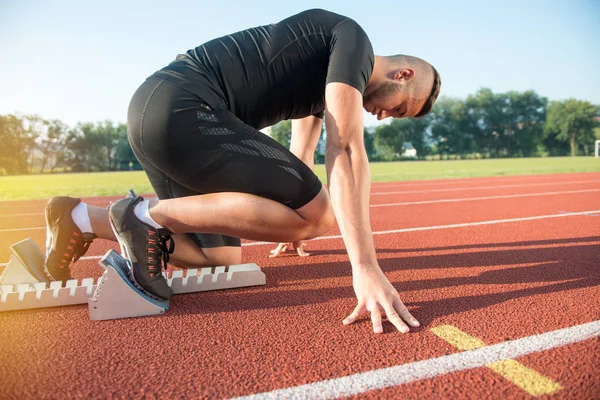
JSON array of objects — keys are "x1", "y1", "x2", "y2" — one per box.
[
  {"x1": 0, "y1": 116, "x2": 138, "y2": 175},
  {"x1": 272, "y1": 88, "x2": 599, "y2": 162},
  {"x1": 1, "y1": 88, "x2": 598, "y2": 175}
]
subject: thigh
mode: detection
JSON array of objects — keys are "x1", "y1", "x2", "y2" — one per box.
[
  {"x1": 127, "y1": 78, "x2": 241, "y2": 249},
  {"x1": 129, "y1": 78, "x2": 323, "y2": 210},
  {"x1": 185, "y1": 107, "x2": 323, "y2": 210}
]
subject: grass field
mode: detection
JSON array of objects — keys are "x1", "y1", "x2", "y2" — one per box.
[{"x1": 0, "y1": 156, "x2": 598, "y2": 201}]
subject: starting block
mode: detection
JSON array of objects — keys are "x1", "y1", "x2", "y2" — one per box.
[
  {"x1": 0, "y1": 238, "x2": 48, "y2": 285},
  {"x1": 89, "y1": 250, "x2": 169, "y2": 320},
  {"x1": 1, "y1": 238, "x2": 266, "y2": 319}
]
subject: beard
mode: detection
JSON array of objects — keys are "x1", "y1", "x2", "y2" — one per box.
[{"x1": 364, "y1": 81, "x2": 402, "y2": 105}]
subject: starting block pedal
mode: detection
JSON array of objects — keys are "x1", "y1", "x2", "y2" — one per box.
[
  {"x1": 0, "y1": 238, "x2": 47, "y2": 285},
  {"x1": 1, "y1": 238, "x2": 266, "y2": 319},
  {"x1": 88, "y1": 250, "x2": 169, "y2": 320}
]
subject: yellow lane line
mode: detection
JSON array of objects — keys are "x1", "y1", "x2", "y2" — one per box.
[{"x1": 431, "y1": 325, "x2": 562, "y2": 396}]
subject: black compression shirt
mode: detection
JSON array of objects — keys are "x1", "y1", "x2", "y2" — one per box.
[{"x1": 151, "y1": 9, "x2": 374, "y2": 130}]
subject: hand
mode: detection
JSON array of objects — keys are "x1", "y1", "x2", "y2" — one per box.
[
  {"x1": 269, "y1": 241, "x2": 311, "y2": 258},
  {"x1": 343, "y1": 267, "x2": 420, "y2": 334}
]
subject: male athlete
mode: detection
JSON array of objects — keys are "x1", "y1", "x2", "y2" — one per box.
[{"x1": 43, "y1": 9, "x2": 441, "y2": 334}]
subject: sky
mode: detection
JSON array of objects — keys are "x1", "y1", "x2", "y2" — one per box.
[{"x1": 1, "y1": 0, "x2": 599, "y2": 127}]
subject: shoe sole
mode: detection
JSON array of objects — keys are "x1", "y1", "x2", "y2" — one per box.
[
  {"x1": 42, "y1": 201, "x2": 63, "y2": 282},
  {"x1": 108, "y1": 200, "x2": 168, "y2": 302}
]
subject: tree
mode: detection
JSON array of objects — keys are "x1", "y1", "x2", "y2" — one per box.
[
  {"x1": 363, "y1": 127, "x2": 378, "y2": 161},
  {"x1": 26, "y1": 116, "x2": 70, "y2": 173},
  {"x1": 501, "y1": 91, "x2": 547, "y2": 157},
  {"x1": 114, "y1": 127, "x2": 141, "y2": 170},
  {"x1": 95, "y1": 120, "x2": 122, "y2": 170},
  {"x1": 0, "y1": 114, "x2": 37, "y2": 174},
  {"x1": 399, "y1": 115, "x2": 432, "y2": 159},
  {"x1": 545, "y1": 99, "x2": 598, "y2": 156},
  {"x1": 374, "y1": 118, "x2": 431, "y2": 160},
  {"x1": 430, "y1": 97, "x2": 472, "y2": 156},
  {"x1": 374, "y1": 121, "x2": 405, "y2": 160},
  {"x1": 270, "y1": 120, "x2": 292, "y2": 149}
]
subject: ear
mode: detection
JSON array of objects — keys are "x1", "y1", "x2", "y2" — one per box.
[{"x1": 393, "y1": 68, "x2": 415, "y2": 82}]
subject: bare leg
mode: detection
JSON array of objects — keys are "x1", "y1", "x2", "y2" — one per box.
[
  {"x1": 87, "y1": 204, "x2": 240, "y2": 267},
  {"x1": 88, "y1": 205, "x2": 117, "y2": 241},
  {"x1": 150, "y1": 187, "x2": 334, "y2": 242}
]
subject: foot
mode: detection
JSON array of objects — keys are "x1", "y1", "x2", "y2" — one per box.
[
  {"x1": 108, "y1": 196, "x2": 174, "y2": 300},
  {"x1": 44, "y1": 197, "x2": 96, "y2": 282}
]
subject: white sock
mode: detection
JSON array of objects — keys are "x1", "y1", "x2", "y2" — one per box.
[
  {"x1": 133, "y1": 199, "x2": 163, "y2": 229},
  {"x1": 71, "y1": 202, "x2": 93, "y2": 233}
]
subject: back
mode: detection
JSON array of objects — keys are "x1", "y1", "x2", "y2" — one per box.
[{"x1": 152, "y1": 9, "x2": 374, "y2": 129}]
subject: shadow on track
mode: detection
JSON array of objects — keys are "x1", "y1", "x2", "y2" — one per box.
[{"x1": 167, "y1": 238, "x2": 600, "y2": 323}]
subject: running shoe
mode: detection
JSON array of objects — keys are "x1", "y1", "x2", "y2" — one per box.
[
  {"x1": 44, "y1": 196, "x2": 96, "y2": 282},
  {"x1": 108, "y1": 196, "x2": 174, "y2": 300}
]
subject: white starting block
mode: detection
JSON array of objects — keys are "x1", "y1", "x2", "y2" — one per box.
[
  {"x1": 0, "y1": 238, "x2": 48, "y2": 285},
  {"x1": 89, "y1": 250, "x2": 170, "y2": 320},
  {"x1": 0, "y1": 238, "x2": 266, "y2": 320}
]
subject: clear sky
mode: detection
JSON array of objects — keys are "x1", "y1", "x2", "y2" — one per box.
[{"x1": 1, "y1": 0, "x2": 599, "y2": 127}]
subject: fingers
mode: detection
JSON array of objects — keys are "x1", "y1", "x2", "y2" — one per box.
[
  {"x1": 343, "y1": 303, "x2": 364, "y2": 325},
  {"x1": 268, "y1": 243, "x2": 289, "y2": 258},
  {"x1": 383, "y1": 303, "x2": 410, "y2": 333},
  {"x1": 293, "y1": 241, "x2": 311, "y2": 257},
  {"x1": 370, "y1": 306, "x2": 383, "y2": 334},
  {"x1": 393, "y1": 297, "x2": 420, "y2": 328},
  {"x1": 270, "y1": 242, "x2": 311, "y2": 257},
  {"x1": 343, "y1": 301, "x2": 419, "y2": 334}
]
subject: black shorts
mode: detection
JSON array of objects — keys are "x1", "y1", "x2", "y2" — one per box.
[{"x1": 127, "y1": 78, "x2": 322, "y2": 248}]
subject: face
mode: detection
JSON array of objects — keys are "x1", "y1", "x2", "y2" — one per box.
[{"x1": 363, "y1": 72, "x2": 426, "y2": 120}]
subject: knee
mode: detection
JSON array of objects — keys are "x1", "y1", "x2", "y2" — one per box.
[
  {"x1": 294, "y1": 187, "x2": 336, "y2": 240},
  {"x1": 304, "y1": 200, "x2": 336, "y2": 239}
]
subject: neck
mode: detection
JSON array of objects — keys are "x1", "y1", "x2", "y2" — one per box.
[{"x1": 365, "y1": 55, "x2": 388, "y2": 97}]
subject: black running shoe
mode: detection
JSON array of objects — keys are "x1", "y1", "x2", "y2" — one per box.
[
  {"x1": 108, "y1": 196, "x2": 174, "y2": 300},
  {"x1": 44, "y1": 196, "x2": 96, "y2": 282}
]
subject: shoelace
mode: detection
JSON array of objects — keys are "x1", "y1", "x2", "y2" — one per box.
[
  {"x1": 147, "y1": 228, "x2": 175, "y2": 278},
  {"x1": 73, "y1": 233, "x2": 96, "y2": 262},
  {"x1": 62, "y1": 232, "x2": 96, "y2": 267}
]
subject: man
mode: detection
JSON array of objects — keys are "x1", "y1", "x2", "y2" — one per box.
[{"x1": 43, "y1": 9, "x2": 441, "y2": 334}]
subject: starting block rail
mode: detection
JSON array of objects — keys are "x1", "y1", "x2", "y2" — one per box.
[{"x1": 0, "y1": 238, "x2": 266, "y2": 319}]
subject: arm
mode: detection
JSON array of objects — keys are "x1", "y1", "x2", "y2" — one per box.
[
  {"x1": 268, "y1": 115, "x2": 323, "y2": 258},
  {"x1": 325, "y1": 82, "x2": 420, "y2": 334},
  {"x1": 324, "y1": 82, "x2": 375, "y2": 269},
  {"x1": 290, "y1": 115, "x2": 323, "y2": 169}
]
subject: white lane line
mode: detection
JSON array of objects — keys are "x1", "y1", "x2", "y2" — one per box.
[
  {"x1": 372, "y1": 179, "x2": 600, "y2": 195},
  {"x1": 0, "y1": 227, "x2": 46, "y2": 232},
  {"x1": 371, "y1": 189, "x2": 600, "y2": 207},
  {"x1": 73, "y1": 209, "x2": 600, "y2": 260},
  {"x1": 371, "y1": 173, "x2": 600, "y2": 188},
  {"x1": 3, "y1": 188, "x2": 598, "y2": 219},
  {"x1": 242, "y1": 209, "x2": 600, "y2": 247},
  {"x1": 2, "y1": 177, "x2": 598, "y2": 207},
  {"x1": 232, "y1": 320, "x2": 600, "y2": 400},
  {"x1": 0, "y1": 213, "x2": 44, "y2": 218}
]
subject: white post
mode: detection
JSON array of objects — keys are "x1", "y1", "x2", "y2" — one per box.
[{"x1": 596, "y1": 140, "x2": 600, "y2": 158}]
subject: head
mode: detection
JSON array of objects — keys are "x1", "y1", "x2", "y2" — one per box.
[{"x1": 363, "y1": 55, "x2": 441, "y2": 120}]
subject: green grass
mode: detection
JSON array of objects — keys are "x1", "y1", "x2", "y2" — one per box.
[{"x1": 1, "y1": 157, "x2": 598, "y2": 201}]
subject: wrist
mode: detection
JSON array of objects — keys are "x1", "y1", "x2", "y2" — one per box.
[{"x1": 352, "y1": 261, "x2": 380, "y2": 274}]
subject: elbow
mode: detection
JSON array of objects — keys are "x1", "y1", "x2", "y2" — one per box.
[{"x1": 326, "y1": 142, "x2": 350, "y2": 162}]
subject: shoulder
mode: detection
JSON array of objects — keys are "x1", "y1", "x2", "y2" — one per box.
[{"x1": 279, "y1": 9, "x2": 362, "y2": 31}]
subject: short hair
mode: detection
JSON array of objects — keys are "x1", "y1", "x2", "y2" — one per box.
[{"x1": 415, "y1": 65, "x2": 441, "y2": 118}]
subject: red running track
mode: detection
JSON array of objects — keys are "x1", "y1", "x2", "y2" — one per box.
[{"x1": 0, "y1": 172, "x2": 599, "y2": 399}]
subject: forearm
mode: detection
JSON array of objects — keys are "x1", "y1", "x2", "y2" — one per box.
[
  {"x1": 326, "y1": 145, "x2": 377, "y2": 271},
  {"x1": 291, "y1": 117, "x2": 322, "y2": 170}
]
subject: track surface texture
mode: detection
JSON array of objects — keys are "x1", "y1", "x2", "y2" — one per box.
[{"x1": 0, "y1": 172, "x2": 599, "y2": 399}]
